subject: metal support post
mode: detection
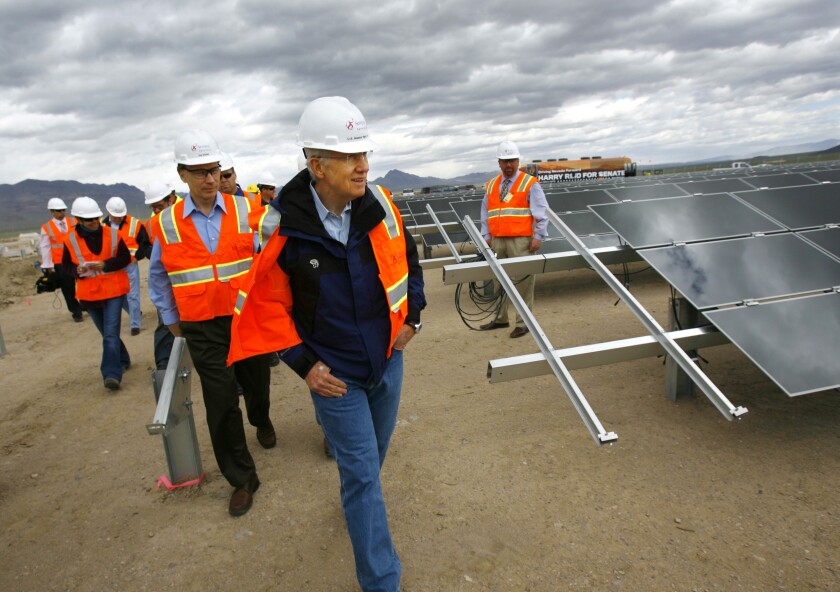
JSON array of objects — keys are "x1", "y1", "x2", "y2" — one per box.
[
  {"x1": 462, "y1": 216, "x2": 618, "y2": 445},
  {"x1": 425, "y1": 204, "x2": 463, "y2": 264},
  {"x1": 665, "y1": 296, "x2": 699, "y2": 401},
  {"x1": 146, "y1": 337, "x2": 203, "y2": 486},
  {"x1": 545, "y1": 209, "x2": 747, "y2": 420}
]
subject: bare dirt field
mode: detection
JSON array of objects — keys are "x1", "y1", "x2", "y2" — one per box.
[{"x1": 1, "y1": 255, "x2": 839, "y2": 591}]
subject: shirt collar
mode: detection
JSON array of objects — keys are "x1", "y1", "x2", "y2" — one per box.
[
  {"x1": 309, "y1": 182, "x2": 351, "y2": 223},
  {"x1": 182, "y1": 192, "x2": 226, "y2": 218}
]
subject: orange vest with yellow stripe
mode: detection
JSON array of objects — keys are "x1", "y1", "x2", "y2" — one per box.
[
  {"x1": 228, "y1": 185, "x2": 409, "y2": 365},
  {"x1": 42, "y1": 217, "x2": 77, "y2": 262},
  {"x1": 63, "y1": 226, "x2": 130, "y2": 301},
  {"x1": 485, "y1": 171, "x2": 538, "y2": 237},
  {"x1": 116, "y1": 215, "x2": 141, "y2": 262},
  {"x1": 151, "y1": 193, "x2": 255, "y2": 322}
]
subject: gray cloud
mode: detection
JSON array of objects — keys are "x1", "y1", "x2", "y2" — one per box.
[{"x1": 0, "y1": 0, "x2": 837, "y2": 188}]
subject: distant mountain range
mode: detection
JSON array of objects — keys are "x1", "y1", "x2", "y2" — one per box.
[{"x1": 2, "y1": 139, "x2": 837, "y2": 234}]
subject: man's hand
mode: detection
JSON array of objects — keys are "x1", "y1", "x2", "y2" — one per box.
[
  {"x1": 306, "y1": 362, "x2": 348, "y2": 398},
  {"x1": 528, "y1": 237, "x2": 542, "y2": 253},
  {"x1": 391, "y1": 324, "x2": 416, "y2": 351},
  {"x1": 167, "y1": 322, "x2": 183, "y2": 337}
]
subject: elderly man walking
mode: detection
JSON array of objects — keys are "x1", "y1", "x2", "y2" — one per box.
[{"x1": 228, "y1": 97, "x2": 426, "y2": 592}]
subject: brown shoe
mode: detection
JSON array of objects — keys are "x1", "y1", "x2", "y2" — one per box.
[
  {"x1": 509, "y1": 327, "x2": 529, "y2": 339},
  {"x1": 256, "y1": 420, "x2": 276, "y2": 449},
  {"x1": 229, "y1": 475, "x2": 260, "y2": 517},
  {"x1": 479, "y1": 320, "x2": 510, "y2": 331}
]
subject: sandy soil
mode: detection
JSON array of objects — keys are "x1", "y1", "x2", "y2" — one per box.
[{"x1": 1, "y1": 255, "x2": 839, "y2": 592}]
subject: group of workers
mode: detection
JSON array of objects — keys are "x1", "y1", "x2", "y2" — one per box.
[{"x1": 36, "y1": 95, "x2": 546, "y2": 592}]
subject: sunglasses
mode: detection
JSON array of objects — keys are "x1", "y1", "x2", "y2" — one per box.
[{"x1": 221, "y1": 172, "x2": 234, "y2": 180}]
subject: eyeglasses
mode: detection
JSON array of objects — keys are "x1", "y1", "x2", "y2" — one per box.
[
  {"x1": 221, "y1": 172, "x2": 234, "y2": 180},
  {"x1": 314, "y1": 152, "x2": 369, "y2": 166},
  {"x1": 183, "y1": 166, "x2": 221, "y2": 179},
  {"x1": 258, "y1": 185, "x2": 276, "y2": 192}
]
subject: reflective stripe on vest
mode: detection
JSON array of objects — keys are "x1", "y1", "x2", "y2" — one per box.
[
  {"x1": 125, "y1": 217, "x2": 141, "y2": 255},
  {"x1": 369, "y1": 184, "x2": 408, "y2": 314},
  {"x1": 257, "y1": 206, "x2": 282, "y2": 251}
]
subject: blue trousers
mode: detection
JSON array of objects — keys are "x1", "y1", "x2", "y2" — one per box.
[
  {"x1": 87, "y1": 295, "x2": 131, "y2": 382},
  {"x1": 121, "y1": 262, "x2": 142, "y2": 330},
  {"x1": 311, "y1": 350, "x2": 403, "y2": 592}
]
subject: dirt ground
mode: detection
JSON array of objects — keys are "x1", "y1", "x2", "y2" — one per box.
[{"x1": 1, "y1": 254, "x2": 839, "y2": 592}]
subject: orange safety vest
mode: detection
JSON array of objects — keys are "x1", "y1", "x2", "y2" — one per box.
[
  {"x1": 485, "y1": 171, "x2": 538, "y2": 237},
  {"x1": 228, "y1": 185, "x2": 409, "y2": 365},
  {"x1": 42, "y1": 217, "x2": 77, "y2": 262},
  {"x1": 151, "y1": 193, "x2": 255, "y2": 322},
  {"x1": 63, "y1": 226, "x2": 130, "y2": 301},
  {"x1": 116, "y1": 215, "x2": 141, "y2": 262}
]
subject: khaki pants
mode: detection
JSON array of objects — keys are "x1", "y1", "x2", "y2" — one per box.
[{"x1": 491, "y1": 236, "x2": 535, "y2": 328}]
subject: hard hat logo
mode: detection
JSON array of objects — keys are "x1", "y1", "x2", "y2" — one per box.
[{"x1": 346, "y1": 121, "x2": 354, "y2": 130}]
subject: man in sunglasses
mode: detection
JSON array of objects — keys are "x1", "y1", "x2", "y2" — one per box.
[
  {"x1": 219, "y1": 153, "x2": 261, "y2": 209},
  {"x1": 148, "y1": 129, "x2": 274, "y2": 517},
  {"x1": 256, "y1": 171, "x2": 277, "y2": 207}
]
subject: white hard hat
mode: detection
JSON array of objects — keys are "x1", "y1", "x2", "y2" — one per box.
[
  {"x1": 144, "y1": 181, "x2": 172, "y2": 205},
  {"x1": 297, "y1": 153, "x2": 308, "y2": 171},
  {"x1": 219, "y1": 152, "x2": 234, "y2": 171},
  {"x1": 174, "y1": 129, "x2": 223, "y2": 166},
  {"x1": 296, "y1": 96, "x2": 379, "y2": 154},
  {"x1": 257, "y1": 171, "x2": 276, "y2": 187},
  {"x1": 71, "y1": 196, "x2": 103, "y2": 219},
  {"x1": 105, "y1": 196, "x2": 127, "y2": 217},
  {"x1": 47, "y1": 197, "x2": 68, "y2": 210},
  {"x1": 496, "y1": 140, "x2": 521, "y2": 160}
]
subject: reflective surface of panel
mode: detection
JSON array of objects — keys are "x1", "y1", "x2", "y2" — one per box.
[
  {"x1": 704, "y1": 292, "x2": 840, "y2": 396},
  {"x1": 808, "y1": 169, "x2": 840, "y2": 183},
  {"x1": 551, "y1": 211, "x2": 614, "y2": 237},
  {"x1": 546, "y1": 190, "x2": 616, "y2": 213},
  {"x1": 676, "y1": 178, "x2": 753, "y2": 195},
  {"x1": 800, "y1": 228, "x2": 840, "y2": 261},
  {"x1": 608, "y1": 184, "x2": 689, "y2": 201},
  {"x1": 640, "y1": 234, "x2": 840, "y2": 309},
  {"x1": 739, "y1": 173, "x2": 815, "y2": 189},
  {"x1": 590, "y1": 194, "x2": 784, "y2": 249},
  {"x1": 734, "y1": 184, "x2": 840, "y2": 230},
  {"x1": 451, "y1": 200, "x2": 483, "y2": 223}
]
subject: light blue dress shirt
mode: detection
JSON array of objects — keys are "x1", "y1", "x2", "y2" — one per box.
[{"x1": 310, "y1": 182, "x2": 352, "y2": 245}]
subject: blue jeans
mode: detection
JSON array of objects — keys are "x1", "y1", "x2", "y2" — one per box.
[
  {"x1": 87, "y1": 295, "x2": 131, "y2": 382},
  {"x1": 311, "y1": 350, "x2": 403, "y2": 592},
  {"x1": 121, "y1": 262, "x2": 142, "y2": 329}
]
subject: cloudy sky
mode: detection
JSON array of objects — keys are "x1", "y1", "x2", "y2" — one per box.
[{"x1": 1, "y1": 0, "x2": 838, "y2": 191}]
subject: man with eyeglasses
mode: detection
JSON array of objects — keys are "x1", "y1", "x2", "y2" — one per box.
[
  {"x1": 228, "y1": 97, "x2": 425, "y2": 592},
  {"x1": 479, "y1": 140, "x2": 548, "y2": 338},
  {"x1": 148, "y1": 129, "x2": 274, "y2": 517},
  {"x1": 40, "y1": 197, "x2": 84, "y2": 321}
]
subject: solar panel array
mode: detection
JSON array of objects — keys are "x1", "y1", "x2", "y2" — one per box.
[{"x1": 575, "y1": 163, "x2": 840, "y2": 397}]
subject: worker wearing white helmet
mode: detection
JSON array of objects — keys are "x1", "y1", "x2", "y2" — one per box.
[
  {"x1": 256, "y1": 170, "x2": 277, "y2": 206},
  {"x1": 62, "y1": 197, "x2": 132, "y2": 390},
  {"x1": 229, "y1": 96, "x2": 426, "y2": 592},
  {"x1": 148, "y1": 129, "x2": 274, "y2": 517},
  {"x1": 479, "y1": 140, "x2": 549, "y2": 338},
  {"x1": 104, "y1": 196, "x2": 148, "y2": 336},
  {"x1": 39, "y1": 197, "x2": 83, "y2": 321}
]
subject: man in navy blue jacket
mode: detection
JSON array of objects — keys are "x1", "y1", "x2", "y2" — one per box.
[{"x1": 230, "y1": 97, "x2": 425, "y2": 592}]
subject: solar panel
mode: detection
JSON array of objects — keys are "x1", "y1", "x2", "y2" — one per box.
[
  {"x1": 740, "y1": 173, "x2": 816, "y2": 189},
  {"x1": 675, "y1": 178, "x2": 754, "y2": 195},
  {"x1": 800, "y1": 227, "x2": 840, "y2": 261},
  {"x1": 703, "y1": 292, "x2": 840, "y2": 396},
  {"x1": 607, "y1": 184, "x2": 689, "y2": 201},
  {"x1": 545, "y1": 190, "x2": 616, "y2": 213},
  {"x1": 734, "y1": 184, "x2": 840, "y2": 230},
  {"x1": 589, "y1": 193, "x2": 785, "y2": 249},
  {"x1": 450, "y1": 200, "x2": 482, "y2": 223},
  {"x1": 807, "y1": 169, "x2": 840, "y2": 183},
  {"x1": 640, "y1": 233, "x2": 840, "y2": 310},
  {"x1": 550, "y1": 211, "x2": 614, "y2": 237},
  {"x1": 539, "y1": 234, "x2": 623, "y2": 254}
]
